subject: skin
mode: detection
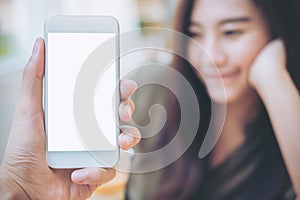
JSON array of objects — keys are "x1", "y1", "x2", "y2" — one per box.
[
  {"x1": 0, "y1": 38, "x2": 141, "y2": 200},
  {"x1": 188, "y1": 0, "x2": 271, "y2": 167},
  {"x1": 188, "y1": 0, "x2": 300, "y2": 196},
  {"x1": 188, "y1": 0, "x2": 271, "y2": 104}
]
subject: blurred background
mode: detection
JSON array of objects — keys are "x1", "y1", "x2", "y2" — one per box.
[{"x1": 0, "y1": 0, "x2": 179, "y2": 161}]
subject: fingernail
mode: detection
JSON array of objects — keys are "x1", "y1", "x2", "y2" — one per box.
[
  {"x1": 125, "y1": 104, "x2": 132, "y2": 118},
  {"x1": 32, "y1": 39, "x2": 40, "y2": 56},
  {"x1": 122, "y1": 134, "x2": 135, "y2": 147},
  {"x1": 72, "y1": 170, "x2": 87, "y2": 183}
]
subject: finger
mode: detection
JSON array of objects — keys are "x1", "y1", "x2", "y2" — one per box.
[
  {"x1": 118, "y1": 125, "x2": 141, "y2": 150},
  {"x1": 120, "y1": 79, "x2": 137, "y2": 100},
  {"x1": 17, "y1": 38, "x2": 45, "y2": 116},
  {"x1": 71, "y1": 168, "x2": 116, "y2": 185},
  {"x1": 119, "y1": 99, "x2": 135, "y2": 122}
]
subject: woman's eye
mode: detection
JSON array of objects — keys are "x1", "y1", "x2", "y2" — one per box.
[
  {"x1": 189, "y1": 31, "x2": 203, "y2": 39},
  {"x1": 223, "y1": 30, "x2": 243, "y2": 37}
]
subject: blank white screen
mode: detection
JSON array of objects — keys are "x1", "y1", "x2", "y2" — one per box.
[{"x1": 47, "y1": 33, "x2": 117, "y2": 151}]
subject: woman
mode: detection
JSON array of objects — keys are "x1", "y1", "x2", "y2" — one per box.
[{"x1": 127, "y1": 0, "x2": 300, "y2": 199}]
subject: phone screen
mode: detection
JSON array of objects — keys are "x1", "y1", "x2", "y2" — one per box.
[{"x1": 47, "y1": 32, "x2": 117, "y2": 152}]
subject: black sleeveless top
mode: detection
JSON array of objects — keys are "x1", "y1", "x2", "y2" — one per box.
[
  {"x1": 190, "y1": 108, "x2": 297, "y2": 200},
  {"x1": 127, "y1": 109, "x2": 297, "y2": 200},
  {"x1": 196, "y1": 131, "x2": 295, "y2": 200},
  {"x1": 126, "y1": 80, "x2": 297, "y2": 199}
]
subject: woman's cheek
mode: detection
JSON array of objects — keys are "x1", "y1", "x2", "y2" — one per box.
[
  {"x1": 230, "y1": 36, "x2": 270, "y2": 71},
  {"x1": 188, "y1": 42, "x2": 212, "y2": 74},
  {"x1": 187, "y1": 44, "x2": 202, "y2": 75}
]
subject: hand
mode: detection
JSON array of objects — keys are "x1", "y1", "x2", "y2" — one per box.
[
  {"x1": 248, "y1": 39, "x2": 300, "y2": 196},
  {"x1": 248, "y1": 39, "x2": 287, "y2": 90},
  {"x1": 0, "y1": 38, "x2": 140, "y2": 200}
]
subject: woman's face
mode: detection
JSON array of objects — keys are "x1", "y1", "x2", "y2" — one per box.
[{"x1": 187, "y1": 0, "x2": 271, "y2": 104}]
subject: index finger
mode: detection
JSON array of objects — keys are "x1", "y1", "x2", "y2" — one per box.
[{"x1": 120, "y1": 79, "x2": 137, "y2": 100}]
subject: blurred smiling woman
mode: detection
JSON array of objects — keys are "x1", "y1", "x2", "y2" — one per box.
[{"x1": 127, "y1": 0, "x2": 300, "y2": 199}]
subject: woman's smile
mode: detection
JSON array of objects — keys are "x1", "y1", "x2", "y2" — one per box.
[{"x1": 204, "y1": 68, "x2": 241, "y2": 79}]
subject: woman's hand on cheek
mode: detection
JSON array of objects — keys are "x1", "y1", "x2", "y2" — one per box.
[
  {"x1": 248, "y1": 39, "x2": 286, "y2": 90},
  {"x1": 248, "y1": 39, "x2": 300, "y2": 195}
]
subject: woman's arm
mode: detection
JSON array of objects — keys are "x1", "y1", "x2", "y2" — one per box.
[
  {"x1": 250, "y1": 39, "x2": 300, "y2": 197},
  {"x1": 257, "y1": 67, "x2": 300, "y2": 197}
]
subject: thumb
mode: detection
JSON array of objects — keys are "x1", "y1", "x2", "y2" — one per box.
[
  {"x1": 4, "y1": 38, "x2": 46, "y2": 160},
  {"x1": 17, "y1": 38, "x2": 45, "y2": 116}
]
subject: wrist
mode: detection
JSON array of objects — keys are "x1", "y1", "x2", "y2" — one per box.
[
  {"x1": 256, "y1": 67, "x2": 294, "y2": 105},
  {"x1": 253, "y1": 66, "x2": 288, "y2": 94},
  {"x1": 0, "y1": 167, "x2": 30, "y2": 200}
]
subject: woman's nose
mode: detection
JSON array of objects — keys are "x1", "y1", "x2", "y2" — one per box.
[{"x1": 203, "y1": 40, "x2": 227, "y2": 67}]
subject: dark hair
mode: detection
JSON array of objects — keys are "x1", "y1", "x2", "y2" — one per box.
[{"x1": 155, "y1": 0, "x2": 300, "y2": 199}]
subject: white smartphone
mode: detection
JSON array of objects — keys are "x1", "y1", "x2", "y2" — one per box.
[{"x1": 44, "y1": 15, "x2": 119, "y2": 168}]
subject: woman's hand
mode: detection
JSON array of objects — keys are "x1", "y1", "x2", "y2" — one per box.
[
  {"x1": 248, "y1": 38, "x2": 300, "y2": 196},
  {"x1": 0, "y1": 38, "x2": 140, "y2": 200},
  {"x1": 248, "y1": 39, "x2": 286, "y2": 90}
]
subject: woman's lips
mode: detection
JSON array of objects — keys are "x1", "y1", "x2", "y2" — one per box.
[{"x1": 204, "y1": 69, "x2": 240, "y2": 79}]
